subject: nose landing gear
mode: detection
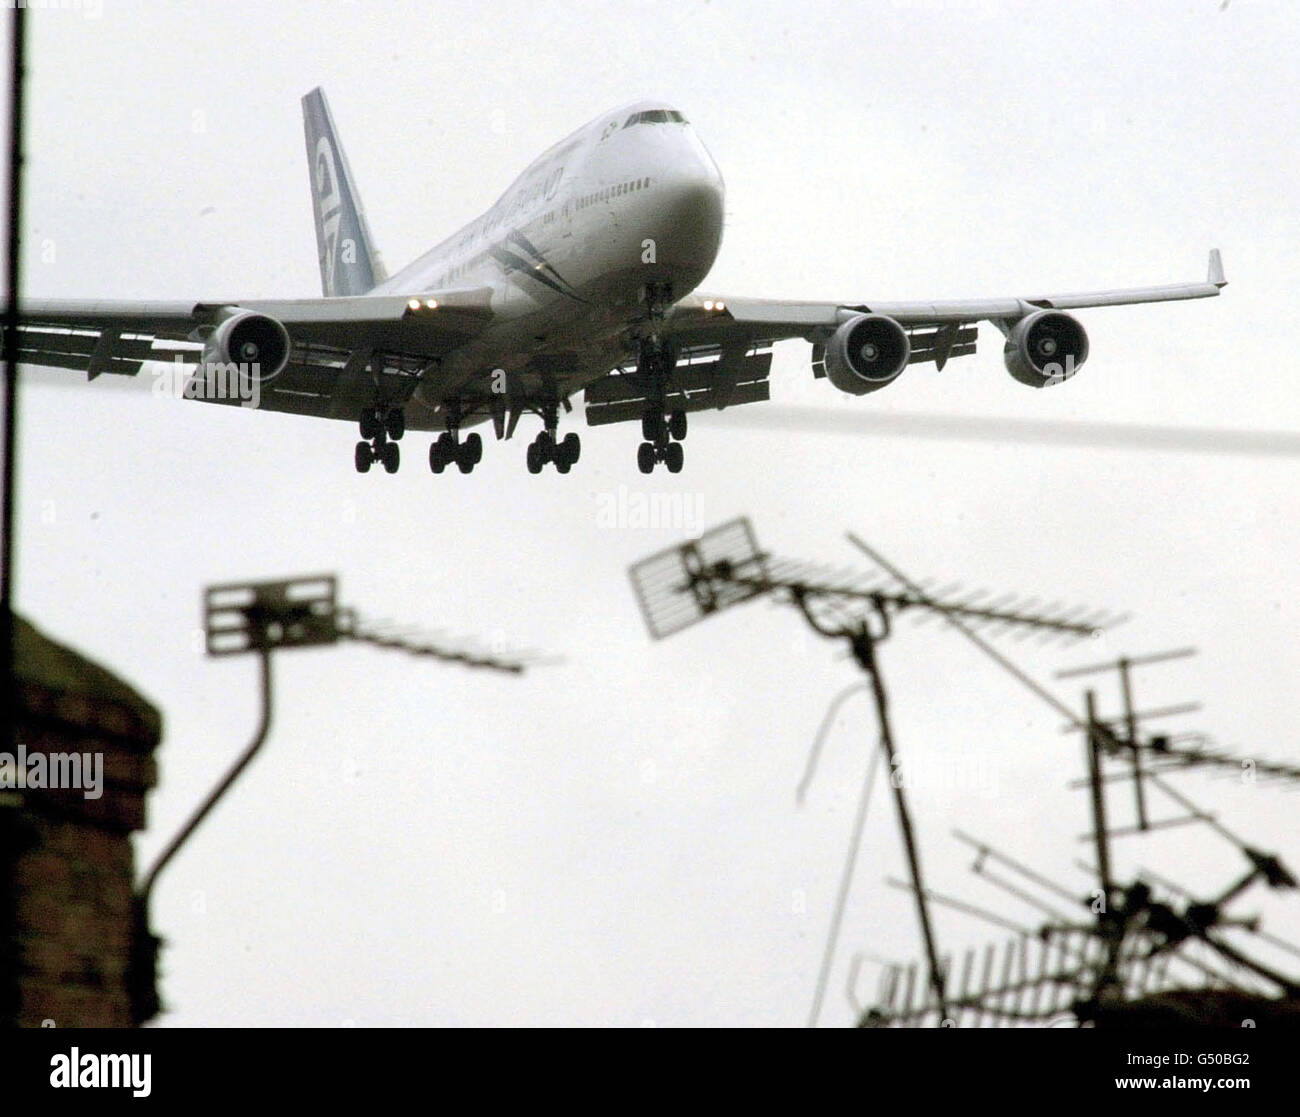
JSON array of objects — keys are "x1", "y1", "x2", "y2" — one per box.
[
  {"x1": 631, "y1": 328, "x2": 688, "y2": 474},
  {"x1": 636, "y1": 410, "x2": 686, "y2": 474}
]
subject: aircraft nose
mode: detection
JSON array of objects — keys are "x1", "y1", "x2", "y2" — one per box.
[{"x1": 654, "y1": 165, "x2": 724, "y2": 279}]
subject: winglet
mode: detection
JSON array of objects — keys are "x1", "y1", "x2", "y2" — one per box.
[{"x1": 1208, "y1": 248, "x2": 1227, "y2": 288}]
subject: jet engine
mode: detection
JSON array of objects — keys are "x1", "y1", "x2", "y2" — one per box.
[
  {"x1": 199, "y1": 310, "x2": 291, "y2": 380},
  {"x1": 1003, "y1": 310, "x2": 1089, "y2": 388},
  {"x1": 822, "y1": 313, "x2": 910, "y2": 395}
]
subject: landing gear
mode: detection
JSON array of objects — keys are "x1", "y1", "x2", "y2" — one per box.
[
  {"x1": 524, "y1": 399, "x2": 580, "y2": 474},
  {"x1": 526, "y1": 428, "x2": 580, "y2": 473},
  {"x1": 429, "y1": 432, "x2": 453, "y2": 474},
  {"x1": 428, "y1": 416, "x2": 483, "y2": 476},
  {"x1": 634, "y1": 402, "x2": 688, "y2": 475},
  {"x1": 635, "y1": 438, "x2": 684, "y2": 474},
  {"x1": 630, "y1": 328, "x2": 690, "y2": 474},
  {"x1": 356, "y1": 407, "x2": 405, "y2": 474},
  {"x1": 457, "y1": 432, "x2": 482, "y2": 474},
  {"x1": 385, "y1": 408, "x2": 405, "y2": 441}
]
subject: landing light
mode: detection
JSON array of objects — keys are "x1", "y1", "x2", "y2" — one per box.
[
  {"x1": 425, "y1": 298, "x2": 438, "y2": 309},
  {"x1": 408, "y1": 299, "x2": 421, "y2": 311},
  {"x1": 702, "y1": 299, "x2": 725, "y2": 313}
]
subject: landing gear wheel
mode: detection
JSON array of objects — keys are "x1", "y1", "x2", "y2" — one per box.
[
  {"x1": 536, "y1": 430, "x2": 554, "y2": 464},
  {"x1": 555, "y1": 455, "x2": 571, "y2": 474},
  {"x1": 456, "y1": 440, "x2": 476, "y2": 474},
  {"x1": 668, "y1": 410, "x2": 687, "y2": 441},
  {"x1": 526, "y1": 441, "x2": 543, "y2": 474},
  {"x1": 359, "y1": 409, "x2": 382, "y2": 441},
  {"x1": 354, "y1": 441, "x2": 372, "y2": 473},
  {"x1": 464, "y1": 431, "x2": 483, "y2": 465},
  {"x1": 385, "y1": 408, "x2": 406, "y2": 441},
  {"x1": 664, "y1": 441, "x2": 684, "y2": 474},
  {"x1": 381, "y1": 440, "x2": 400, "y2": 474},
  {"x1": 429, "y1": 439, "x2": 447, "y2": 473},
  {"x1": 559, "y1": 432, "x2": 580, "y2": 467},
  {"x1": 637, "y1": 442, "x2": 656, "y2": 474},
  {"x1": 641, "y1": 413, "x2": 666, "y2": 442}
]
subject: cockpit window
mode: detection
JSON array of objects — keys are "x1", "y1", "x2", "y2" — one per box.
[{"x1": 623, "y1": 109, "x2": 687, "y2": 128}]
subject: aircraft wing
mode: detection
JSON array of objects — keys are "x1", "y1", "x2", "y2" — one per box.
[
  {"x1": 583, "y1": 251, "x2": 1226, "y2": 428},
  {"x1": 10, "y1": 288, "x2": 495, "y2": 425},
  {"x1": 672, "y1": 249, "x2": 1226, "y2": 352}
]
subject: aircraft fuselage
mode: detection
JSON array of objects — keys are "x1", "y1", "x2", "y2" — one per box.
[{"x1": 371, "y1": 102, "x2": 725, "y2": 422}]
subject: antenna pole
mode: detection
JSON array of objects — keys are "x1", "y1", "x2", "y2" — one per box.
[
  {"x1": 849, "y1": 615, "x2": 948, "y2": 1021},
  {"x1": 1084, "y1": 690, "x2": 1112, "y2": 901},
  {"x1": 1117, "y1": 658, "x2": 1149, "y2": 829}
]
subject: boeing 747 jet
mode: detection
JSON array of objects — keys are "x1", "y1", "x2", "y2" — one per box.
[{"x1": 14, "y1": 90, "x2": 1226, "y2": 475}]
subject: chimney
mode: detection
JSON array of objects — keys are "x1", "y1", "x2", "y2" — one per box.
[{"x1": 3, "y1": 616, "x2": 162, "y2": 1027}]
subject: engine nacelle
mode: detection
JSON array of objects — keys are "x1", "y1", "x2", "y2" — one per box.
[
  {"x1": 200, "y1": 310, "x2": 291, "y2": 381},
  {"x1": 1003, "y1": 310, "x2": 1089, "y2": 388},
  {"x1": 822, "y1": 314, "x2": 910, "y2": 395}
]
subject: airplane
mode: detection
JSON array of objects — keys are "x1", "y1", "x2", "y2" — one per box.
[{"x1": 12, "y1": 89, "x2": 1226, "y2": 477}]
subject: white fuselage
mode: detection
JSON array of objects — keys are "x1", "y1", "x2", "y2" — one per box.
[{"x1": 371, "y1": 102, "x2": 725, "y2": 425}]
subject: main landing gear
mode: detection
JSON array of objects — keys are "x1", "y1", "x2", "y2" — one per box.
[
  {"x1": 525, "y1": 398, "x2": 580, "y2": 474},
  {"x1": 355, "y1": 406, "x2": 404, "y2": 474},
  {"x1": 429, "y1": 400, "x2": 483, "y2": 474},
  {"x1": 429, "y1": 430, "x2": 482, "y2": 474},
  {"x1": 351, "y1": 395, "x2": 587, "y2": 478}
]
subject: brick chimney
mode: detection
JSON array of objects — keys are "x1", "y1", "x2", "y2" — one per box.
[{"x1": 2, "y1": 616, "x2": 162, "y2": 1027}]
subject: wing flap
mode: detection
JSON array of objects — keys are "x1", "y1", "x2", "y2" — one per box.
[
  {"x1": 587, "y1": 379, "x2": 770, "y2": 428},
  {"x1": 906, "y1": 324, "x2": 978, "y2": 369},
  {"x1": 11, "y1": 288, "x2": 495, "y2": 419},
  {"x1": 585, "y1": 350, "x2": 772, "y2": 427},
  {"x1": 12, "y1": 323, "x2": 201, "y2": 379},
  {"x1": 185, "y1": 358, "x2": 341, "y2": 419}
]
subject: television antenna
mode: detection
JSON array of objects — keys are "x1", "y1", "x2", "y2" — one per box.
[{"x1": 630, "y1": 518, "x2": 1120, "y2": 1024}]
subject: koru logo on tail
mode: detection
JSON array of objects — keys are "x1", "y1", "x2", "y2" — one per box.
[{"x1": 314, "y1": 136, "x2": 343, "y2": 291}]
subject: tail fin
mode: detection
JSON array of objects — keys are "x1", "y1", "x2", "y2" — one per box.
[{"x1": 301, "y1": 87, "x2": 387, "y2": 296}]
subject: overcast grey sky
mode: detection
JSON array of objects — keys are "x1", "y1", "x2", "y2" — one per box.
[{"x1": 8, "y1": 0, "x2": 1298, "y2": 1026}]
